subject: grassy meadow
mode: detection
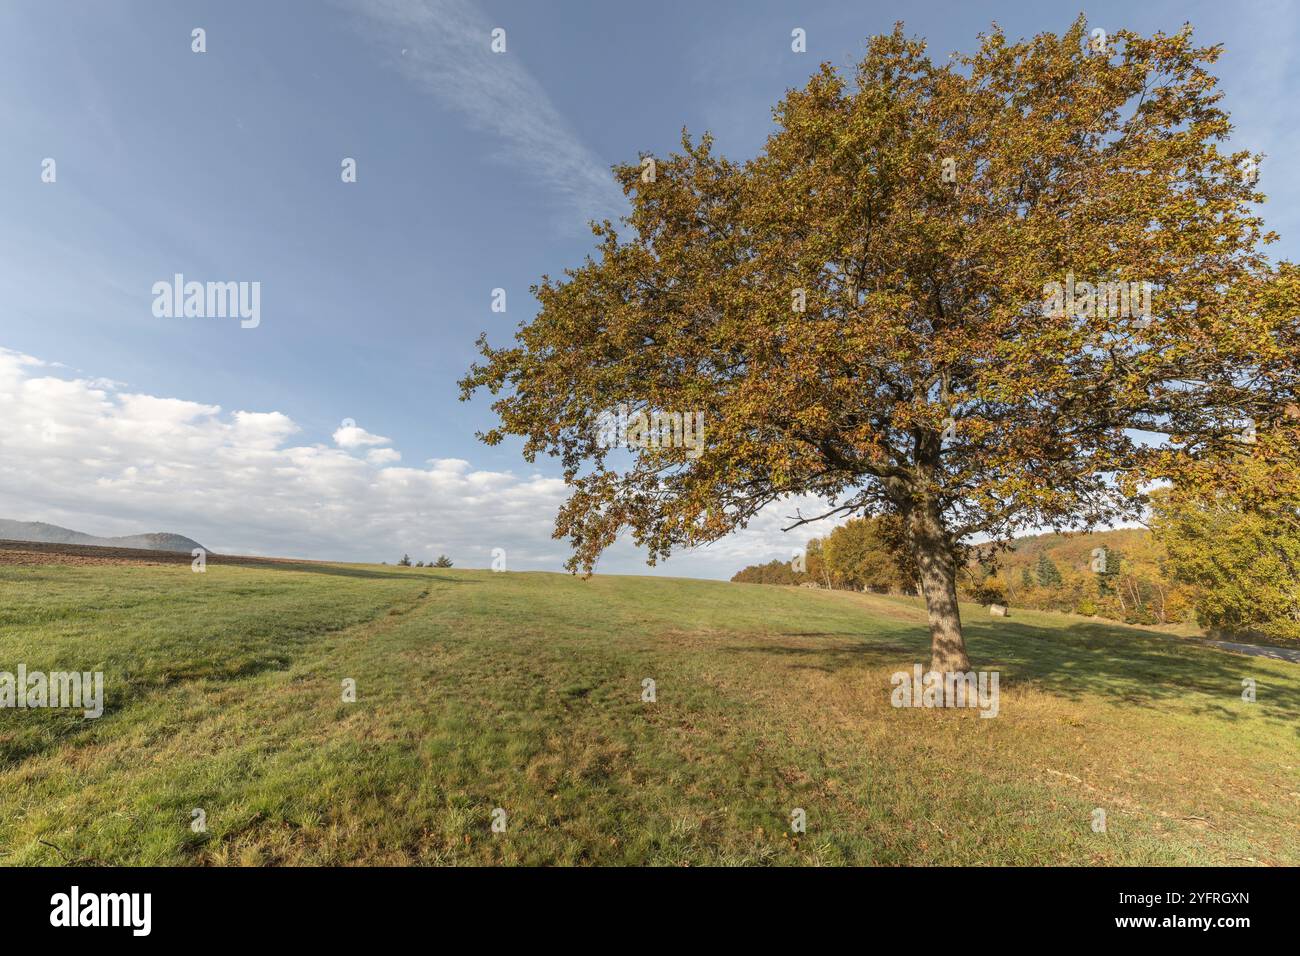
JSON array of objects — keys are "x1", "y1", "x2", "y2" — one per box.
[{"x1": 0, "y1": 557, "x2": 1296, "y2": 865}]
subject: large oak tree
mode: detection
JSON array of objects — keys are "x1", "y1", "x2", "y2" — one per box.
[{"x1": 461, "y1": 19, "x2": 1300, "y2": 671}]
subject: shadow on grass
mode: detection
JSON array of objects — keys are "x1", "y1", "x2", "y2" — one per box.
[{"x1": 737, "y1": 616, "x2": 1300, "y2": 731}]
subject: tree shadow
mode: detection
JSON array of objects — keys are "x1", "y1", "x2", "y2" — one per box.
[
  {"x1": 966, "y1": 618, "x2": 1300, "y2": 730},
  {"x1": 726, "y1": 617, "x2": 1300, "y2": 731}
]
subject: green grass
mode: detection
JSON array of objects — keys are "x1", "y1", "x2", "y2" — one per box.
[{"x1": 1, "y1": 559, "x2": 1296, "y2": 865}]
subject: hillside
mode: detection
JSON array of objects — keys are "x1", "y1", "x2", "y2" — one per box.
[
  {"x1": 1, "y1": 549, "x2": 1295, "y2": 866},
  {"x1": 973, "y1": 527, "x2": 1188, "y2": 622},
  {"x1": 994, "y1": 527, "x2": 1152, "y2": 572},
  {"x1": 0, "y1": 519, "x2": 204, "y2": 553}
]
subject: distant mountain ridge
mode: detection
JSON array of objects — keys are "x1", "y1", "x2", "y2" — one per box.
[{"x1": 0, "y1": 519, "x2": 205, "y2": 554}]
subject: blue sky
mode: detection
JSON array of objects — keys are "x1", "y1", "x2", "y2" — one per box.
[{"x1": 1, "y1": 0, "x2": 1297, "y2": 575}]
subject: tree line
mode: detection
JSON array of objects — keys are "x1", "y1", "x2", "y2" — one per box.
[
  {"x1": 396, "y1": 554, "x2": 453, "y2": 568},
  {"x1": 733, "y1": 484, "x2": 1300, "y2": 645}
]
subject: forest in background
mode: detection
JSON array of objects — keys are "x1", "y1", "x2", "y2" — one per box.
[{"x1": 732, "y1": 491, "x2": 1300, "y2": 647}]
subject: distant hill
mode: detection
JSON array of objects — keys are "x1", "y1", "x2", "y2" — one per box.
[
  {"x1": 985, "y1": 527, "x2": 1152, "y2": 574},
  {"x1": 0, "y1": 519, "x2": 205, "y2": 554}
]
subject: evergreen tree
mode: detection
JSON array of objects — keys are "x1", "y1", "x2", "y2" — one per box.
[
  {"x1": 1096, "y1": 549, "x2": 1123, "y2": 596},
  {"x1": 1036, "y1": 553, "x2": 1063, "y2": 588}
]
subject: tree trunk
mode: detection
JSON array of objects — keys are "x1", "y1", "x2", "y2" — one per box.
[{"x1": 908, "y1": 500, "x2": 971, "y2": 673}]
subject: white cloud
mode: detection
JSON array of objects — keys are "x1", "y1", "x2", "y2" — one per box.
[
  {"x1": 333, "y1": 422, "x2": 391, "y2": 449},
  {"x1": 0, "y1": 347, "x2": 843, "y2": 578},
  {"x1": 0, "y1": 347, "x2": 564, "y2": 566},
  {"x1": 342, "y1": 0, "x2": 625, "y2": 227}
]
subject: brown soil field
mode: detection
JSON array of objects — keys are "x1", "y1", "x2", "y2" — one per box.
[{"x1": 0, "y1": 539, "x2": 355, "y2": 572}]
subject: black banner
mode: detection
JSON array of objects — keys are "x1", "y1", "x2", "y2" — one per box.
[{"x1": 0, "y1": 866, "x2": 1279, "y2": 941}]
